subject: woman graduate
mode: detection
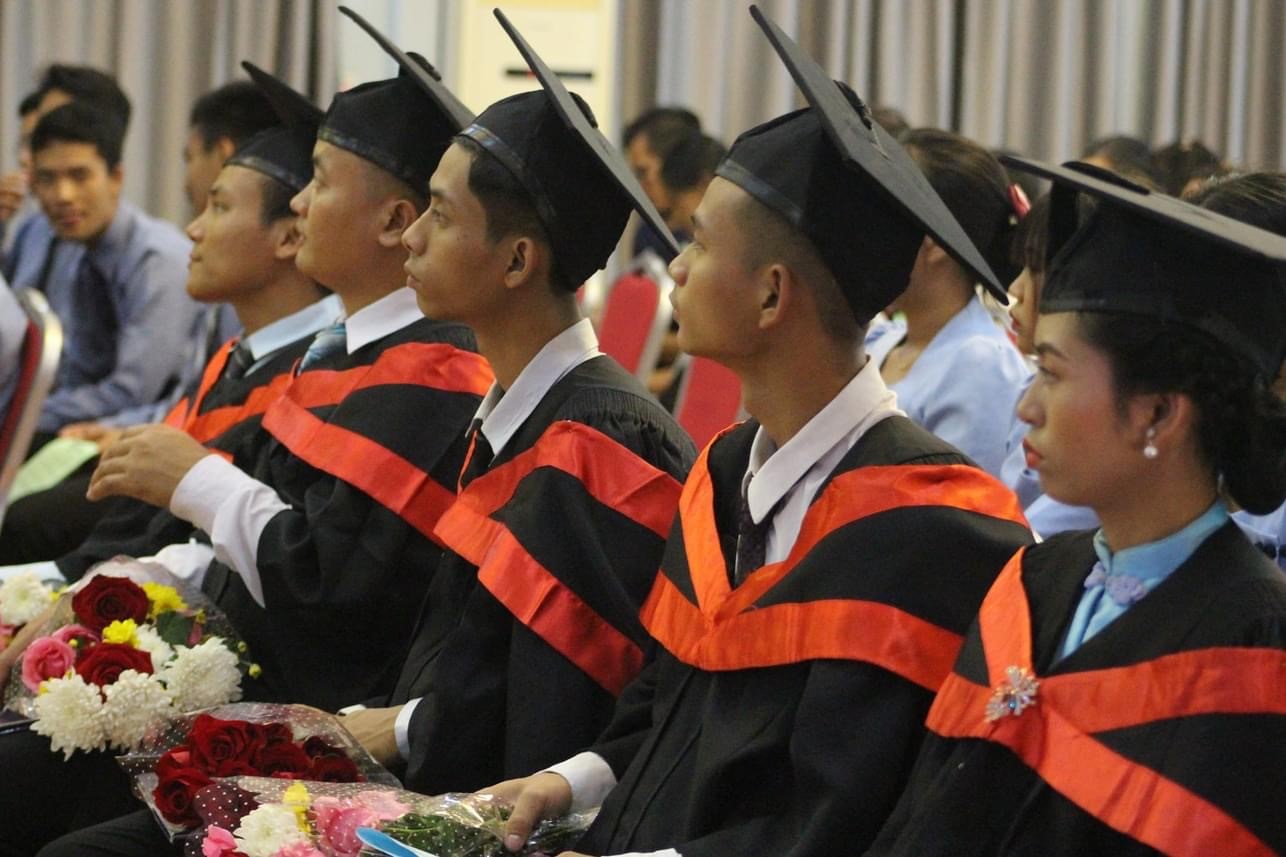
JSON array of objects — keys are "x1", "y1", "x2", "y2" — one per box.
[{"x1": 865, "y1": 160, "x2": 1286, "y2": 856}]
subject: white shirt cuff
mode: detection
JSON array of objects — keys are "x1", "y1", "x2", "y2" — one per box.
[
  {"x1": 543, "y1": 751, "x2": 619, "y2": 814},
  {"x1": 170, "y1": 454, "x2": 289, "y2": 607},
  {"x1": 393, "y1": 698, "x2": 419, "y2": 762},
  {"x1": 0, "y1": 561, "x2": 65, "y2": 584}
]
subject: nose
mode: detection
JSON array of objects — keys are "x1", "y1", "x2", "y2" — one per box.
[
  {"x1": 290, "y1": 184, "x2": 310, "y2": 217},
  {"x1": 402, "y1": 210, "x2": 429, "y2": 255},
  {"x1": 1016, "y1": 380, "x2": 1041, "y2": 427},
  {"x1": 184, "y1": 214, "x2": 203, "y2": 242},
  {"x1": 668, "y1": 250, "x2": 688, "y2": 286}
]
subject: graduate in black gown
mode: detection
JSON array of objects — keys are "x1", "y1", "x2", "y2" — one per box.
[
  {"x1": 489, "y1": 10, "x2": 1032, "y2": 857},
  {"x1": 864, "y1": 164, "x2": 1286, "y2": 856},
  {"x1": 333, "y1": 10, "x2": 695, "y2": 795},
  {"x1": 0, "y1": 82, "x2": 331, "y2": 857}
]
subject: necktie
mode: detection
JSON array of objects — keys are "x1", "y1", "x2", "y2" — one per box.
[
  {"x1": 223, "y1": 340, "x2": 255, "y2": 380},
  {"x1": 734, "y1": 488, "x2": 774, "y2": 585},
  {"x1": 298, "y1": 321, "x2": 347, "y2": 371},
  {"x1": 458, "y1": 420, "x2": 494, "y2": 489}
]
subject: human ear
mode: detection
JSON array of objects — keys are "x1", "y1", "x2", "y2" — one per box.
[{"x1": 377, "y1": 199, "x2": 419, "y2": 248}]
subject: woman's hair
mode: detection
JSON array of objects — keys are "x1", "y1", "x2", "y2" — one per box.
[
  {"x1": 1010, "y1": 192, "x2": 1052, "y2": 275},
  {"x1": 1185, "y1": 172, "x2": 1286, "y2": 235},
  {"x1": 1079, "y1": 314, "x2": 1286, "y2": 514},
  {"x1": 902, "y1": 128, "x2": 1021, "y2": 285}
]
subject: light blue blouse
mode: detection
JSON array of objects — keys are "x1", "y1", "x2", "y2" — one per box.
[
  {"x1": 866, "y1": 296, "x2": 1030, "y2": 477},
  {"x1": 1057, "y1": 500, "x2": 1230, "y2": 659},
  {"x1": 1232, "y1": 505, "x2": 1285, "y2": 572}
]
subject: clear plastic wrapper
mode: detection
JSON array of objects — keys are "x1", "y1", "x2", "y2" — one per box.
[
  {"x1": 177, "y1": 777, "x2": 595, "y2": 857},
  {"x1": 118, "y1": 702, "x2": 400, "y2": 843}
]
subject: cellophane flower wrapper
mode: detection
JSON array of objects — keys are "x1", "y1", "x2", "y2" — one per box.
[
  {"x1": 2, "y1": 561, "x2": 255, "y2": 761},
  {"x1": 119, "y1": 702, "x2": 400, "y2": 844},
  {"x1": 178, "y1": 778, "x2": 595, "y2": 857}
]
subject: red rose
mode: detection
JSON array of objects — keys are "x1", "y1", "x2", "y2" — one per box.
[
  {"x1": 308, "y1": 753, "x2": 361, "y2": 782},
  {"x1": 252, "y1": 741, "x2": 313, "y2": 778},
  {"x1": 189, "y1": 715, "x2": 265, "y2": 775},
  {"x1": 261, "y1": 722, "x2": 294, "y2": 746},
  {"x1": 193, "y1": 781, "x2": 260, "y2": 833},
  {"x1": 70, "y1": 575, "x2": 150, "y2": 632},
  {"x1": 74, "y1": 642, "x2": 153, "y2": 687},
  {"x1": 153, "y1": 764, "x2": 212, "y2": 827},
  {"x1": 302, "y1": 735, "x2": 345, "y2": 759}
]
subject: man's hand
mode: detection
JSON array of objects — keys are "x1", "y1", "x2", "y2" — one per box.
[
  {"x1": 0, "y1": 603, "x2": 57, "y2": 678},
  {"x1": 0, "y1": 170, "x2": 26, "y2": 223},
  {"x1": 339, "y1": 706, "x2": 403, "y2": 766},
  {"x1": 59, "y1": 421, "x2": 126, "y2": 451},
  {"x1": 86, "y1": 425, "x2": 211, "y2": 507},
  {"x1": 482, "y1": 772, "x2": 574, "y2": 853}
]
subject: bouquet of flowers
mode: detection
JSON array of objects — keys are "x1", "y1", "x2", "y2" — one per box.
[
  {"x1": 0, "y1": 572, "x2": 57, "y2": 650},
  {"x1": 177, "y1": 777, "x2": 595, "y2": 857},
  {"x1": 118, "y1": 703, "x2": 400, "y2": 843},
  {"x1": 3, "y1": 570, "x2": 256, "y2": 758}
]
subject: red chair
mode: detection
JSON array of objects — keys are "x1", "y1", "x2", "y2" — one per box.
[
  {"x1": 672, "y1": 355, "x2": 743, "y2": 450},
  {"x1": 596, "y1": 250, "x2": 674, "y2": 383},
  {"x1": 0, "y1": 289, "x2": 63, "y2": 528}
]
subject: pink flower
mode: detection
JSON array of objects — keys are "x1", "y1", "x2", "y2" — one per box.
[
  {"x1": 273, "y1": 843, "x2": 325, "y2": 857},
  {"x1": 311, "y1": 798, "x2": 379, "y2": 857},
  {"x1": 51, "y1": 623, "x2": 100, "y2": 648},
  {"x1": 201, "y1": 825, "x2": 239, "y2": 857},
  {"x1": 353, "y1": 790, "x2": 409, "y2": 820},
  {"x1": 21, "y1": 637, "x2": 77, "y2": 692}
]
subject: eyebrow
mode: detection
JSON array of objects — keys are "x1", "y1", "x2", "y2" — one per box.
[
  {"x1": 1033, "y1": 342, "x2": 1067, "y2": 361},
  {"x1": 690, "y1": 212, "x2": 704, "y2": 232},
  {"x1": 428, "y1": 187, "x2": 451, "y2": 206}
]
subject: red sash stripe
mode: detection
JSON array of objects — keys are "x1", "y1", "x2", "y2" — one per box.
[
  {"x1": 432, "y1": 420, "x2": 683, "y2": 695},
  {"x1": 642, "y1": 432, "x2": 1028, "y2": 681},
  {"x1": 280, "y1": 342, "x2": 493, "y2": 409},
  {"x1": 263, "y1": 394, "x2": 458, "y2": 545},
  {"x1": 926, "y1": 549, "x2": 1282, "y2": 856}
]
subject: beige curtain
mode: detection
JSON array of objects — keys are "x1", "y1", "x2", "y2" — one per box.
[
  {"x1": 0, "y1": 0, "x2": 338, "y2": 227},
  {"x1": 620, "y1": 0, "x2": 1285, "y2": 170}
]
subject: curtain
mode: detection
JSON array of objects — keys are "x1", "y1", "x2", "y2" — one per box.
[
  {"x1": 624, "y1": 0, "x2": 1284, "y2": 171},
  {"x1": 0, "y1": 0, "x2": 338, "y2": 227}
]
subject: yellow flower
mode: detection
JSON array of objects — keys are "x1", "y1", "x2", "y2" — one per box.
[
  {"x1": 248, "y1": 663, "x2": 262, "y2": 679},
  {"x1": 141, "y1": 583, "x2": 187, "y2": 619},
  {"x1": 101, "y1": 619, "x2": 138, "y2": 647},
  {"x1": 283, "y1": 781, "x2": 312, "y2": 833}
]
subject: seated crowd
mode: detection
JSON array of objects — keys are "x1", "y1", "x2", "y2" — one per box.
[{"x1": 0, "y1": 8, "x2": 1281, "y2": 857}]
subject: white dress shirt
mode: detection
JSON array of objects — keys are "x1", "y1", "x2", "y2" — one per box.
[
  {"x1": 546, "y1": 357, "x2": 903, "y2": 857},
  {"x1": 167, "y1": 288, "x2": 424, "y2": 602}
]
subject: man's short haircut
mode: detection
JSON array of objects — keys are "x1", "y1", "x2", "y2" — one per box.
[
  {"x1": 189, "y1": 81, "x2": 278, "y2": 150},
  {"x1": 18, "y1": 91, "x2": 42, "y2": 118},
  {"x1": 37, "y1": 64, "x2": 131, "y2": 130},
  {"x1": 31, "y1": 102, "x2": 126, "y2": 170},
  {"x1": 736, "y1": 191, "x2": 861, "y2": 344},
  {"x1": 454, "y1": 135, "x2": 572, "y2": 293},
  {"x1": 257, "y1": 173, "x2": 296, "y2": 226},
  {"x1": 661, "y1": 133, "x2": 727, "y2": 194}
]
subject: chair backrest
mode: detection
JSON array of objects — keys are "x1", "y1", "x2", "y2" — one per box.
[
  {"x1": 0, "y1": 288, "x2": 63, "y2": 527},
  {"x1": 672, "y1": 355, "x2": 743, "y2": 450},
  {"x1": 596, "y1": 250, "x2": 674, "y2": 383}
]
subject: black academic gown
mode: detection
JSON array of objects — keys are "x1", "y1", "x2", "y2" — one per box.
[
  {"x1": 865, "y1": 523, "x2": 1286, "y2": 856},
  {"x1": 397, "y1": 355, "x2": 696, "y2": 794},
  {"x1": 54, "y1": 337, "x2": 310, "y2": 582},
  {"x1": 201, "y1": 318, "x2": 491, "y2": 712},
  {"x1": 576, "y1": 416, "x2": 1034, "y2": 857}
]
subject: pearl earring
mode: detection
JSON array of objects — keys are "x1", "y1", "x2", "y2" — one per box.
[{"x1": 1143, "y1": 427, "x2": 1159, "y2": 460}]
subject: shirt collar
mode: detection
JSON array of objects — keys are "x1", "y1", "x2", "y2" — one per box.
[
  {"x1": 243, "y1": 293, "x2": 343, "y2": 361},
  {"x1": 476, "y1": 317, "x2": 600, "y2": 457},
  {"x1": 83, "y1": 200, "x2": 135, "y2": 268},
  {"x1": 342, "y1": 287, "x2": 423, "y2": 354},
  {"x1": 1092, "y1": 498, "x2": 1230, "y2": 583},
  {"x1": 744, "y1": 356, "x2": 899, "y2": 522}
]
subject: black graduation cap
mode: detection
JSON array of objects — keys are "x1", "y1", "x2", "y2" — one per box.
[
  {"x1": 1003, "y1": 155, "x2": 1286, "y2": 377},
  {"x1": 319, "y1": 18, "x2": 466, "y2": 193},
  {"x1": 723, "y1": 6, "x2": 1006, "y2": 322},
  {"x1": 232, "y1": 63, "x2": 323, "y2": 193},
  {"x1": 452, "y1": 8, "x2": 679, "y2": 289},
  {"x1": 337, "y1": 6, "x2": 474, "y2": 130}
]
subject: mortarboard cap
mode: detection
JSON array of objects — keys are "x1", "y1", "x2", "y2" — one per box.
[
  {"x1": 233, "y1": 63, "x2": 323, "y2": 193},
  {"x1": 722, "y1": 6, "x2": 1006, "y2": 322},
  {"x1": 321, "y1": 16, "x2": 466, "y2": 193},
  {"x1": 452, "y1": 8, "x2": 679, "y2": 289},
  {"x1": 1003, "y1": 155, "x2": 1286, "y2": 377}
]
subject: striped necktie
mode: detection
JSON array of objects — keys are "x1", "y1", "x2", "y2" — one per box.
[{"x1": 298, "y1": 321, "x2": 347, "y2": 371}]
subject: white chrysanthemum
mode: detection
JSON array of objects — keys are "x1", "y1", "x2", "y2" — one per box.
[
  {"x1": 0, "y1": 573, "x2": 53, "y2": 626},
  {"x1": 233, "y1": 804, "x2": 309, "y2": 857},
  {"x1": 159, "y1": 637, "x2": 242, "y2": 712},
  {"x1": 101, "y1": 669, "x2": 173, "y2": 750},
  {"x1": 132, "y1": 624, "x2": 174, "y2": 671},
  {"x1": 30, "y1": 674, "x2": 106, "y2": 759}
]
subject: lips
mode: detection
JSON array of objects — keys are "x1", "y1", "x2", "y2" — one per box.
[{"x1": 1022, "y1": 438, "x2": 1043, "y2": 469}]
